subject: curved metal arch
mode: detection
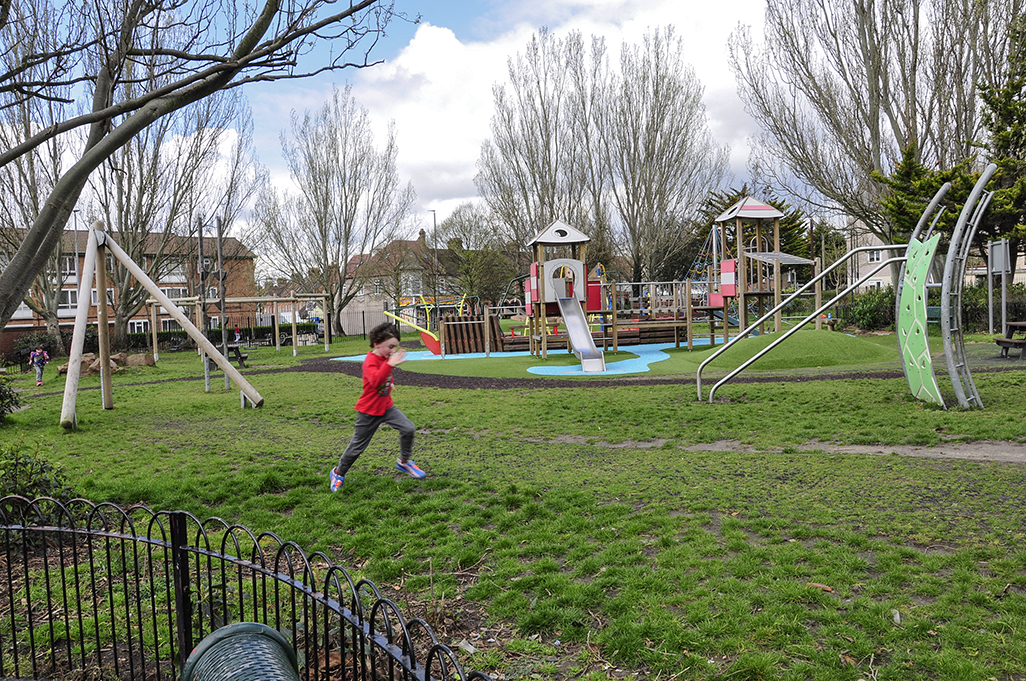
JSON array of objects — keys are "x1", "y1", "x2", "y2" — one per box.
[{"x1": 941, "y1": 164, "x2": 997, "y2": 408}]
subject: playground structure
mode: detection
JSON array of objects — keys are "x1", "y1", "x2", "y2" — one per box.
[
  {"x1": 698, "y1": 164, "x2": 998, "y2": 409},
  {"x1": 59, "y1": 224, "x2": 264, "y2": 429},
  {"x1": 385, "y1": 210, "x2": 827, "y2": 371}
]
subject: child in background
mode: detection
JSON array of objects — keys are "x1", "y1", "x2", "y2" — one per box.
[
  {"x1": 329, "y1": 322, "x2": 426, "y2": 492},
  {"x1": 29, "y1": 345, "x2": 49, "y2": 386}
]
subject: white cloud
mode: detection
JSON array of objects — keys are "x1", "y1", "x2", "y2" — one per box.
[{"x1": 250, "y1": 0, "x2": 766, "y2": 224}]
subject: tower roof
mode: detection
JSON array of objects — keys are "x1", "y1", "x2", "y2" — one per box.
[
  {"x1": 715, "y1": 197, "x2": 785, "y2": 222},
  {"x1": 528, "y1": 220, "x2": 591, "y2": 246}
]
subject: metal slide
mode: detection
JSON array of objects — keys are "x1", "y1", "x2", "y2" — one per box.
[{"x1": 556, "y1": 297, "x2": 606, "y2": 372}]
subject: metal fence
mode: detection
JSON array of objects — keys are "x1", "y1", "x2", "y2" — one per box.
[{"x1": 0, "y1": 497, "x2": 489, "y2": 681}]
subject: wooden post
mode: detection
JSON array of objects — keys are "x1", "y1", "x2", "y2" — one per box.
[
  {"x1": 273, "y1": 301, "x2": 281, "y2": 350},
  {"x1": 484, "y1": 306, "x2": 491, "y2": 357},
  {"x1": 773, "y1": 258, "x2": 782, "y2": 333},
  {"x1": 538, "y1": 245, "x2": 548, "y2": 360},
  {"x1": 611, "y1": 282, "x2": 619, "y2": 353},
  {"x1": 150, "y1": 304, "x2": 159, "y2": 362},
  {"x1": 686, "y1": 280, "x2": 693, "y2": 350},
  {"x1": 60, "y1": 226, "x2": 100, "y2": 429},
  {"x1": 290, "y1": 294, "x2": 299, "y2": 356},
  {"x1": 95, "y1": 232, "x2": 113, "y2": 409},
  {"x1": 323, "y1": 296, "x2": 330, "y2": 351},
  {"x1": 736, "y1": 217, "x2": 747, "y2": 329}
]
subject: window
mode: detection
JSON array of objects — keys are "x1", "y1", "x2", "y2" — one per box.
[
  {"x1": 207, "y1": 287, "x2": 219, "y2": 299},
  {"x1": 128, "y1": 319, "x2": 149, "y2": 334},
  {"x1": 58, "y1": 289, "x2": 77, "y2": 310},
  {"x1": 867, "y1": 250, "x2": 881, "y2": 263},
  {"x1": 91, "y1": 289, "x2": 115, "y2": 306},
  {"x1": 403, "y1": 273, "x2": 422, "y2": 295},
  {"x1": 161, "y1": 319, "x2": 183, "y2": 332},
  {"x1": 60, "y1": 255, "x2": 78, "y2": 277},
  {"x1": 374, "y1": 279, "x2": 383, "y2": 295}
]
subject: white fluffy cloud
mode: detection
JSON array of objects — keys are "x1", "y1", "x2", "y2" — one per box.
[{"x1": 250, "y1": 0, "x2": 765, "y2": 224}]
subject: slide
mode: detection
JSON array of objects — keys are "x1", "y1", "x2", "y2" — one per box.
[{"x1": 556, "y1": 297, "x2": 606, "y2": 372}]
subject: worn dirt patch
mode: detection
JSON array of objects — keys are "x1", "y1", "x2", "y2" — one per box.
[{"x1": 683, "y1": 439, "x2": 1026, "y2": 463}]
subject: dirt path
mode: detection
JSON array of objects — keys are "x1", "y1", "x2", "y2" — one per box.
[{"x1": 683, "y1": 439, "x2": 1026, "y2": 463}]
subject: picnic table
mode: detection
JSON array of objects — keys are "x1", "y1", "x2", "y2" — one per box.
[
  {"x1": 225, "y1": 343, "x2": 249, "y2": 368},
  {"x1": 995, "y1": 321, "x2": 1026, "y2": 359}
]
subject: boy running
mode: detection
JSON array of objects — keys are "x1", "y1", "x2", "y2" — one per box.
[{"x1": 330, "y1": 322, "x2": 425, "y2": 491}]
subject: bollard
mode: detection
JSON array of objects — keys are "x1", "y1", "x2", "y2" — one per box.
[{"x1": 181, "y1": 622, "x2": 300, "y2": 681}]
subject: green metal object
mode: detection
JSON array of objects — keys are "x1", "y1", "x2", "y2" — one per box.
[
  {"x1": 181, "y1": 622, "x2": 299, "y2": 681},
  {"x1": 897, "y1": 234, "x2": 944, "y2": 406}
]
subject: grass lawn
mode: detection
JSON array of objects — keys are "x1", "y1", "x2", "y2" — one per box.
[{"x1": 3, "y1": 331, "x2": 1025, "y2": 680}]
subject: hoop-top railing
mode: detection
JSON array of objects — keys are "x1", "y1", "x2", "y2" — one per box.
[{"x1": 0, "y1": 497, "x2": 490, "y2": 681}]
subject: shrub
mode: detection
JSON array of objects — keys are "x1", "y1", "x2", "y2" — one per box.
[
  {"x1": 848, "y1": 286, "x2": 896, "y2": 331},
  {"x1": 0, "y1": 371, "x2": 21, "y2": 422},
  {"x1": 0, "y1": 440, "x2": 77, "y2": 503}
]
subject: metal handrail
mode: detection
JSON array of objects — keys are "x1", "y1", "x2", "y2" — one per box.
[
  {"x1": 706, "y1": 257, "x2": 906, "y2": 402},
  {"x1": 696, "y1": 244, "x2": 908, "y2": 400}
]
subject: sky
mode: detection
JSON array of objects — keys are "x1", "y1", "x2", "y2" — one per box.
[{"x1": 246, "y1": 0, "x2": 767, "y2": 229}]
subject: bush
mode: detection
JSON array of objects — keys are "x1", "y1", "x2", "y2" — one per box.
[
  {"x1": 0, "y1": 440, "x2": 77, "y2": 502},
  {"x1": 0, "y1": 371, "x2": 21, "y2": 422},
  {"x1": 845, "y1": 286, "x2": 896, "y2": 331}
]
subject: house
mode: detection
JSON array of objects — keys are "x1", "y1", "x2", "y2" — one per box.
[
  {"x1": 338, "y1": 230, "x2": 459, "y2": 336},
  {"x1": 1, "y1": 230, "x2": 257, "y2": 357}
]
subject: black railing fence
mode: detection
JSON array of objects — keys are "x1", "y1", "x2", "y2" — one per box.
[{"x1": 1, "y1": 497, "x2": 490, "y2": 681}]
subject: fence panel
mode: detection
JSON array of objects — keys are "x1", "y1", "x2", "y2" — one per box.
[{"x1": 0, "y1": 497, "x2": 489, "y2": 681}]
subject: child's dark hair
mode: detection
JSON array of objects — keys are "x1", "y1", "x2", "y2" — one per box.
[{"x1": 369, "y1": 322, "x2": 400, "y2": 347}]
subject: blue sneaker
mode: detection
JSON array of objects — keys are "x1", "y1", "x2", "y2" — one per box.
[
  {"x1": 396, "y1": 459, "x2": 426, "y2": 479},
  {"x1": 329, "y1": 468, "x2": 345, "y2": 492}
]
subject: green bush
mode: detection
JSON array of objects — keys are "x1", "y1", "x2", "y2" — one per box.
[
  {"x1": 0, "y1": 440, "x2": 77, "y2": 502},
  {"x1": 0, "y1": 372, "x2": 21, "y2": 422},
  {"x1": 847, "y1": 286, "x2": 896, "y2": 331}
]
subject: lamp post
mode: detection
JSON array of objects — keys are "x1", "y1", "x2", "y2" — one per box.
[
  {"x1": 428, "y1": 209, "x2": 438, "y2": 330},
  {"x1": 72, "y1": 209, "x2": 80, "y2": 276}
]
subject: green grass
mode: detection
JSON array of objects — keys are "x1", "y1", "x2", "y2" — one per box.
[{"x1": 3, "y1": 334, "x2": 1026, "y2": 680}]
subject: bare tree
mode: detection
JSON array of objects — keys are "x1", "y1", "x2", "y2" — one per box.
[
  {"x1": 476, "y1": 29, "x2": 600, "y2": 267},
  {"x1": 604, "y1": 27, "x2": 729, "y2": 281},
  {"x1": 87, "y1": 89, "x2": 257, "y2": 348},
  {"x1": 728, "y1": 0, "x2": 1025, "y2": 268},
  {"x1": 476, "y1": 27, "x2": 728, "y2": 280},
  {"x1": 254, "y1": 85, "x2": 416, "y2": 334},
  {"x1": 0, "y1": 1, "x2": 75, "y2": 351},
  {"x1": 0, "y1": 0, "x2": 398, "y2": 331},
  {"x1": 438, "y1": 201, "x2": 518, "y2": 304}
]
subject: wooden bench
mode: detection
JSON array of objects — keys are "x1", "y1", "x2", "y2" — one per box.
[{"x1": 995, "y1": 337, "x2": 1026, "y2": 359}]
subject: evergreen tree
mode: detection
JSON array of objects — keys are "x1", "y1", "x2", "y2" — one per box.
[{"x1": 977, "y1": 16, "x2": 1026, "y2": 262}]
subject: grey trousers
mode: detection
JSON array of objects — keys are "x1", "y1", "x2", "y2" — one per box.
[{"x1": 335, "y1": 406, "x2": 415, "y2": 477}]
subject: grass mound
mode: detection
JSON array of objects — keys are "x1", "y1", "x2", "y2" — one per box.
[{"x1": 704, "y1": 329, "x2": 897, "y2": 371}]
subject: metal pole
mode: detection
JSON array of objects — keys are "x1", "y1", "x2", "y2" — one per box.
[
  {"x1": 216, "y1": 218, "x2": 230, "y2": 390},
  {"x1": 170, "y1": 511, "x2": 193, "y2": 668}
]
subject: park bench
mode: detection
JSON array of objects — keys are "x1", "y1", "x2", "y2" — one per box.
[{"x1": 995, "y1": 321, "x2": 1026, "y2": 359}]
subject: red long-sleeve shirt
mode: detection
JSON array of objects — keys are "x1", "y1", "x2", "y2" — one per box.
[{"x1": 354, "y1": 351, "x2": 394, "y2": 415}]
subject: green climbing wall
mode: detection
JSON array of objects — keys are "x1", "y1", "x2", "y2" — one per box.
[{"x1": 898, "y1": 234, "x2": 944, "y2": 406}]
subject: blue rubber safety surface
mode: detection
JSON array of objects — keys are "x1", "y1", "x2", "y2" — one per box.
[{"x1": 331, "y1": 337, "x2": 724, "y2": 377}]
